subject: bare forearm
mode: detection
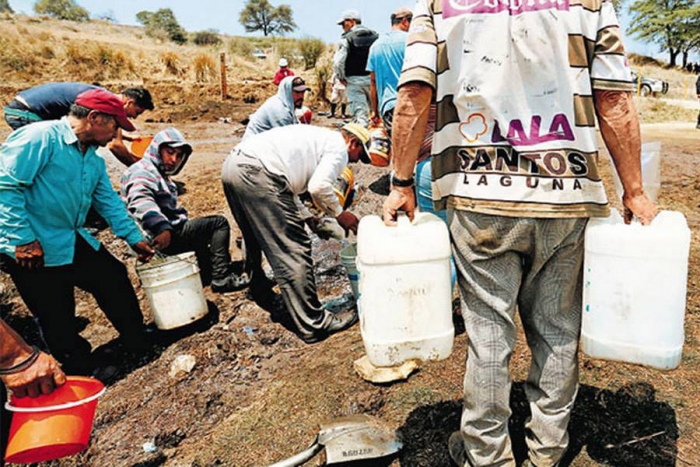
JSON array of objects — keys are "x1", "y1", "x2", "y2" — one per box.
[
  {"x1": 108, "y1": 140, "x2": 138, "y2": 167},
  {"x1": 0, "y1": 319, "x2": 32, "y2": 368},
  {"x1": 370, "y1": 73, "x2": 379, "y2": 118},
  {"x1": 594, "y1": 89, "x2": 643, "y2": 196},
  {"x1": 391, "y1": 82, "x2": 433, "y2": 179}
]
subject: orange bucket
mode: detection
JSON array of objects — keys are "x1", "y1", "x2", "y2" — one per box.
[
  {"x1": 4, "y1": 376, "x2": 106, "y2": 464},
  {"x1": 130, "y1": 136, "x2": 153, "y2": 159}
]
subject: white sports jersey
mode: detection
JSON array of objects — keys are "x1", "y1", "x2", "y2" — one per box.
[{"x1": 400, "y1": 0, "x2": 635, "y2": 217}]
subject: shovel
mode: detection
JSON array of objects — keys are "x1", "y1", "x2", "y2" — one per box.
[{"x1": 268, "y1": 414, "x2": 402, "y2": 467}]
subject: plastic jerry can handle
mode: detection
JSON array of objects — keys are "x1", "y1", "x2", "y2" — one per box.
[{"x1": 397, "y1": 214, "x2": 411, "y2": 229}]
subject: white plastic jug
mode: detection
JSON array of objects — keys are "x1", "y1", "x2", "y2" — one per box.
[
  {"x1": 357, "y1": 213, "x2": 454, "y2": 367},
  {"x1": 582, "y1": 209, "x2": 690, "y2": 370},
  {"x1": 136, "y1": 252, "x2": 209, "y2": 330},
  {"x1": 612, "y1": 142, "x2": 661, "y2": 203}
]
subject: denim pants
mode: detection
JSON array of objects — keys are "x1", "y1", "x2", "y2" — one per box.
[{"x1": 346, "y1": 75, "x2": 371, "y2": 127}]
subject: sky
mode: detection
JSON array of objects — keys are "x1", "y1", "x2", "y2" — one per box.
[{"x1": 7, "y1": 0, "x2": 663, "y2": 59}]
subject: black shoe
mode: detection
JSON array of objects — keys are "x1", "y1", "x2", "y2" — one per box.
[
  {"x1": 211, "y1": 272, "x2": 251, "y2": 293},
  {"x1": 298, "y1": 310, "x2": 357, "y2": 344},
  {"x1": 326, "y1": 309, "x2": 358, "y2": 333},
  {"x1": 91, "y1": 364, "x2": 118, "y2": 382}
]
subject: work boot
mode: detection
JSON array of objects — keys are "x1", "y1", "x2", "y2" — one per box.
[
  {"x1": 91, "y1": 364, "x2": 119, "y2": 383},
  {"x1": 211, "y1": 272, "x2": 251, "y2": 293},
  {"x1": 326, "y1": 309, "x2": 358, "y2": 333},
  {"x1": 300, "y1": 309, "x2": 358, "y2": 344}
]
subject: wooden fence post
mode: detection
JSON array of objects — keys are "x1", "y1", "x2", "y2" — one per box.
[{"x1": 220, "y1": 52, "x2": 227, "y2": 100}]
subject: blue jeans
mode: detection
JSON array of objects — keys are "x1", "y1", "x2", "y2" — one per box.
[
  {"x1": 416, "y1": 158, "x2": 456, "y2": 288},
  {"x1": 3, "y1": 106, "x2": 42, "y2": 131}
]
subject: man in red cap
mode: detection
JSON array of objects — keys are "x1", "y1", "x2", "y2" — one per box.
[{"x1": 0, "y1": 88, "x2": 155, "y2": 379}]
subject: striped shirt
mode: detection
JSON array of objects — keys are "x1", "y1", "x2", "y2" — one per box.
[{"x1": 399, "y1": 0, "x2": 635, "y2": 218}]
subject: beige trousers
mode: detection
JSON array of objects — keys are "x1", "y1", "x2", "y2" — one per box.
[{"x1": 449, "y1": 211, "x2": 587, "y2": 467}]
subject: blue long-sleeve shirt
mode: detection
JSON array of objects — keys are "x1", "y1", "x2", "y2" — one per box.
[{"x1": 0, "y1": 118, "x2": 144, "y2": 266}]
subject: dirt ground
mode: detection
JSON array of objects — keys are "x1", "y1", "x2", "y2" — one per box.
[{"x1": 1, "y1": 102, "x2": 699, "y2": 467}]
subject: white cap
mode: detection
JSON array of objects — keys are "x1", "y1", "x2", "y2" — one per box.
[
  {"x1": 337, "y1": 9, "x2": 361, "y2": 25},
  {"x1": 279, "y1": 58, "x2": 288, "y2": 67}
]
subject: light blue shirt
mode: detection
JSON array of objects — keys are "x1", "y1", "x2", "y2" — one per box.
[
  {"x1": 0, "y1": 118, "x2": 144, "y2": 266},
  {"x1": 366, "y1": 30, "x2": 408, "y2": 116}
]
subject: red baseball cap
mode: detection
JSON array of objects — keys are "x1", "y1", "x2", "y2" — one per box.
[{"x1": 75, "y1": 89, "x2": 136, "y2": 132}]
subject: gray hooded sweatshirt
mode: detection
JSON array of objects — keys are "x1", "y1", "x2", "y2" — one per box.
[{"x1": 242, "y1": 75, "x2": 298, "y2": 141}]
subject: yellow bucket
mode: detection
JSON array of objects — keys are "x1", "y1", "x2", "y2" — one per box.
[
  {"x1": 130, "y1": 136, "x2": 153, "y2": 159},
  {"x1": 315, "y1": 167, "x2": 354, "y2": 210},
  {"x1": 368, "y1": 125, "x2": 391, "y2": 167}
]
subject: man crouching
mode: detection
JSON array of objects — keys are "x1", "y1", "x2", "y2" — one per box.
[
  {"x1": 0, "y1": 89, "x2": 154, "y2": 377},
  {"x1": 222, "y1": 123, "x2": 371, "y2": 343},
  {"x1": 120, "y1": 128, "x2": 249, "y2": 293}
]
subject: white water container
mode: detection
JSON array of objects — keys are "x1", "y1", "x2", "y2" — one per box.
[
  {"x1": 582, "y1": 209, "x2": 690, "y2": 370},
  {"x1": 136, "y1": 252, "x2": 209, "y2": 330},
  {"x1": 357, "y1": 213, "x2": 454, "y2": 367}
]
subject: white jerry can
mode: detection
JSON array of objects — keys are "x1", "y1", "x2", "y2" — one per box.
[
  {"x1": 582, "y1": 209, "x2": 691, "y2": 370},
  {"x1": 357, "y1": 213, "x2": 454, "y2": 367}
]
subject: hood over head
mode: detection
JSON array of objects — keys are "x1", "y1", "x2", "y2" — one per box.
[
  {"x1": 276, "y1": 75, "x2": 298, "y2": 112},
  {"x1": 144, "y1": 128, "x2": 192, "y2": 176}
]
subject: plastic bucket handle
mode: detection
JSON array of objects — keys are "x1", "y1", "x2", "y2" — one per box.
[{"x1": 5, "y1": 386, "x2": 106, "y2": 413}]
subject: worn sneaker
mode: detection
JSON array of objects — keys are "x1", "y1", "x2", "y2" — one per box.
[
  {"x1": 326, "y1": 309, "x2": 358, "y2": 333},
  {"x1": 448, "y1": 431, "x2": 469, "y2": 467},
  {"x1": 298, "y1": 309, "x2": 358, "y2": 344},
  {"x1": 211, "y1": 272, "x2": 251, "y2": 293}
]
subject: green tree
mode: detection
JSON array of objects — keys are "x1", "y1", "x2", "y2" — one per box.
[
  {"x1": 34, "y1": 0, "x2": 89, "y2": 21},
  {"x1": 298, "y1": 37, "x2": 326, "y2": 70},
  {"x1": 193, "y1": 29, "x2": 222, "y2": 46},
  {"x1": 239, "y1": 0, "x2": 296, "y2": 37},
  {"x1": 136, "y1": 8, "x2": 187, "y2": 44},
  {"x1": 0, "y1": 0, "x2": 13, "y2": 13},
  {"x1": 676, "y1": 4, "x2": 700, "y2": 67},
  {"x1": 627, "y1": 0, "x2": 696, "y2": 66}
]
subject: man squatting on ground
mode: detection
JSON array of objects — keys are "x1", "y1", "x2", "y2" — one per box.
[
  {"x1": 383, "y1": 0, "x2": 658, "y2": 466},
  {"x1": 333, "y1": 9, "x2": 378, "y2": 127},
  {"x1": 0, "y1": 89, "x2": 155, "y2": 377},
  {"x1": 3, "y1": 82, "x2": 154, "y2": 166},
  {"x1": 120, "y1": 128, "x2": 249, "y2": 293},
  {"x1": 222, "y1": 123, "x2": 372, "y2": 344},
  {"x1": 242, "y1": 75, "x2": 309, "y2": 141}
]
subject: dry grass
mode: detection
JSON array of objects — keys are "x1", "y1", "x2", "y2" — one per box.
[
  {"x1": 0, "y1": 13, "x2": 276, "y2": 94},
  {"x1": 636, "y1": 98, "x2": 697, "y2": 124},
  {"x1": 193, "y1": 53, "x2": 216, "y2": 83},
  {"x1": 160, "y1": 51, "x2": 184, "y2": 77}
]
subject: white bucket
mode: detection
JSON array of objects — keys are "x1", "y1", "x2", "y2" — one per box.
[
  {"x1": 136, "y1": 252, "x2": 209, "y2": 330},
  {"x1": 582, "y1": 209, "x2": 690, "y2": 370},
  {"x1": 357, "y1": 213, "x2": 454, "y2": 367},
  {"x1": 340, "y1": 243, "x2": 360, "y2": 299}
]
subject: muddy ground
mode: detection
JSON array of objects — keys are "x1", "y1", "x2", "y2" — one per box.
[{"x1": 1, "y1": 101, "x2": 699, "y2": 467}]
